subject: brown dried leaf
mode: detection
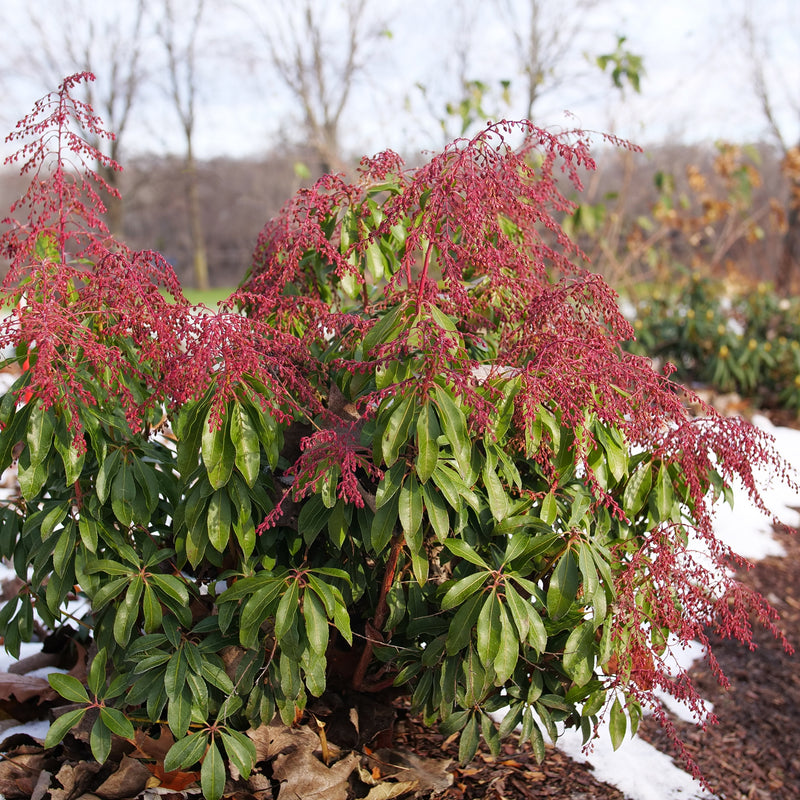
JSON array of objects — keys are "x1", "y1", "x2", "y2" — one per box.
[
  {"x1": 129, "y1": 726, "x2": 175, "y2": 763},
  {"x1": 370, "y1": 749, "x2": 453, "y2": 794},
  {"x1": 48, "y1": 760, "x2": 103, "y2": 800},
  {"x1": 272, "y1": 748, "x2": 359, "y2": 800},
  {"x1": 94, "y1": 755, "x2": 152, "y2": 800},
  {"x1": 0, "y1": 752, "x2": 49, "y2": 799},
  {"x1": 363, "y1": 781, "x2": 418, "y2": 800},
  {"x1": 145, "y1": 760, "x2": 200, "y2": 792},
  {"x1": 247, "y1": 719, "x2": 320, "y2": 763},
  {"x1": 0, "y1": 673, "x2": 58, "y2": 705}
]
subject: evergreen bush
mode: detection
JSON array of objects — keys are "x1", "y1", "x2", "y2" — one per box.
[{"x1": 0, "y1": 74, "x2": 792, "y2": 798}]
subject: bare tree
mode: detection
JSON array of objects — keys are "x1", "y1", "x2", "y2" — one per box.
[
  {"x1": 157, "y1": 0, "x2": 210, "y2": 290},
  {"x1": 244, "y1": 0, "x2": 385, "y2": 174},
  {"x1": 412, "y1": 0, "x2": 639, "y2": 145},
  {"x1": 494, "y1": 0, "x2": 602, "y2": 121},
  {"x1": 742, "y1": 2, "x2": 800, "y2": 293},
  {"x1": 2, "y1": 0, "x2": 150, "y2": 236}
]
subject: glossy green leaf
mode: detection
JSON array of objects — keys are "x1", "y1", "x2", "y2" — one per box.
[
  {"x1": 230, "y1": 401, "x2": 260, "y2": 487},
  {"x1": 422, "y1": 482, "x2": 450, "y2": 542},
  {"x1": 443, "y1": 538, "x2": 490, "y2": 570},
  {"x1": 654, "y1": 464, "x2": 674, "y2": 520},
  {"x1": 458, "y1": 713, "x2": 480, "y2": 764},
  {"x1": 623, "y1": 462, "x2": 652, "y2": 517},
  {"x1": 333, "y1": 600, "x2": 353, "y2": 645},
  {"x1": 370, "y1": 490, "x2": 399, "y2": 554},
  {"x1": 202, "y1": 406, "x2": 235, "y2": 490},
  {"x1": 375, "y1": 461, "x2": 405, "y2": 509},
  {"x1": 326, "y1": 499, "x2": 350, "y2": 549},
  {"x1": 151, "y1": 574, "x2": 190, "y2": 608},
  {"x1": 482, "y1": 461, "x2": 508, "y2": 521},
  {"x1": 164, "y1": 651, "x2": 187, "y2": 699},
  {"x1": 132, "y1": 457, "x2": 161, "y2": 515},
  {"x1": 54, "y1": 426, "x2": 85, "y2": 485},
  {"x1": 415, "y1": 402, "x2": 439, "y2": 483},
  {"x1": 110, "y1": 459, "x2": 137, "y2": 527},
  {"x1": 577, "y1": 541, "x2": 599, "y2": 602},
  {"x1": 26, "y1": 401, "x2": 54, "y2": 468},
  {"x1": 99, "y1": 706, "x2": 135, "y2": 740},
  {"x1": 201, "y1": 661, "x2": 235, "y2": 695},
  {"x1": 240, "y1": 581, "x2": 283, "y2": 648},
  {"x1": 609, "y1": 696, "x2": 627, "y2": 750},
  {"x1": 380, "y1": 394, "x2": 416, "y2": 467},
  {"x1": 89, "y1": 576, "x2": 129, "y2": 611},
  {"x1": 113, "y1": 577, "x2": 143, "y2": 646},
  {"x1": 303, "y1": 588, "x2": 329, "y2": 655},
  {"x1": 48, "y1": 673, "x2": 90, "y2": 704},
  {"x1": 44, "y1": 707, "x2": 87, "y2": 749},
  {"x1": 90, "y1": 716, "x2": 112, "y2": 763},
  {"x1": 540, "y1": 492, "x2": 558, "y2": 526},
  {"x1": 220, "y1": 730, "x2": 257, "y2": 781},
  {"x1": 563, "y1": 622, "x2": 596, "y2": 687},
  {"x1": 362, "y1": 302, "x2": 406, "y2": 354},
  {"x1": 275, "y1": 579, "x2": 300, "y2": 641},
  {"x1": 78, "y1": 516, "x2": 98, "y2": 553},
  {"x1": 17, "y1": 448, "x2": 48, "y2": 499},
  {"x1": 200, "y1": 741, "x2": 226, "y2": 800},
  {"x1": 164, "y1": 730, "x2": 208, "y2": 772},
  {"x1": 446, "y1": 592, "x2": 482, "y2": 656},
  {"x1": 546, "y1": 550, "x2": 579, "y2": 621},
  {"x1": 87, "y1": 648, "x2": 107, "y2": 698},
  {"x1": 503, "y1": 582, "x2": 530, "y2": 642},
  {"x1": 433, "y1": 386, "x2": 471, "y2": 477},
  {"x1": 207, "y1": 488, "x2": 232, "y2": 552},
  {"x1": 596, "y1": 424, "x2": 628, "y2": 483},
  {"x1": 476, "y1": 590, "x2": 501, "y2": 669},
  {"x1": 95, "y1": 448, "x2": 122, "y2": 505},
  {"x1": 398, "y1": 472, "x2": 423, "y2": 538},
  {"x1": 168, "y1": 686, "x2": 193, "y2": 738},
  {"x1": 493, "y1": 601, "x2": 518, "y2": 684},
  {"x1": 52, "y1": 523, "x2": 76, "y2": 578},
  {"x1": 176, "y1": 401, "x2": 206, "y2": 477},
  {"x1": 441, "y1": 572, "x2": 488, "y2": 611},
  {"x1": 297, "y1": 494, "x2": 329, "y2": 547}
]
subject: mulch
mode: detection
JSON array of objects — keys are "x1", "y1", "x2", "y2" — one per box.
[{"x1": 635, "y1": 523, "x2": 800, "y2": 800}]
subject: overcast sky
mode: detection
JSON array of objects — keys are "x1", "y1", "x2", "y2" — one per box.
[{"x1": 0, "y1": 0, "x2": 798, "y2": 164}]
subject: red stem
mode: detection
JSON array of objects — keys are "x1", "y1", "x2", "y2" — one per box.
[
  {"x1": 417, "y1": 240, "x2": 434, "y2": 304},
  {"x1": 351, "y1": 530, "x2": 404, "y2": 690}
]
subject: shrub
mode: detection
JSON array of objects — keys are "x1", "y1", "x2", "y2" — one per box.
[
  {"x1": 0, "y1": 74, "x2": 793, "y2": 798},
  {"x1": 627, "y1": 273, "x2": 800, "y2": 409}
]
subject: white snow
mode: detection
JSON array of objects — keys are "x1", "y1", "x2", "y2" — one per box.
[{"x1": 557, "y1": 725, "x2": 710, "y2": 800}]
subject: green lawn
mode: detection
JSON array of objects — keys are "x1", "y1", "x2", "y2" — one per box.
[{"x1": 167, "y1": 287, "x2": 237, "y2": 307}]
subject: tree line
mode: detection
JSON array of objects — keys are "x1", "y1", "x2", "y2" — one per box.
[{"x1": 0, "y1": 0, "x2": 797, "y2": 290}]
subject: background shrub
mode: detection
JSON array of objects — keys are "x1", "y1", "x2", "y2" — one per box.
[{"x1": 627, "y1": 273, "x2": 800, "y2": 408}]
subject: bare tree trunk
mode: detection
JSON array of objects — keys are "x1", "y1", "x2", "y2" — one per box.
[
  {"x1": 776, "y1": 150, "x2": 800, "y2": 295},
  {"x1": 743, "y1": 9, "x2": 800, "y2": 293},
  {"x1": 185, "y1": 144, "x2": 209, "y2": 291},
  {"x1": 248, "y1": 0, "x2": 379, "y2": 176},
  {"x1": 159, "y1": 0, "x2": 209, "y2": 289}
]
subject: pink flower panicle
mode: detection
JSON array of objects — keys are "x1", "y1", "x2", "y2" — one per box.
[{"x1": 2, "y1": 73, "x2": 119, "y2": 273}]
